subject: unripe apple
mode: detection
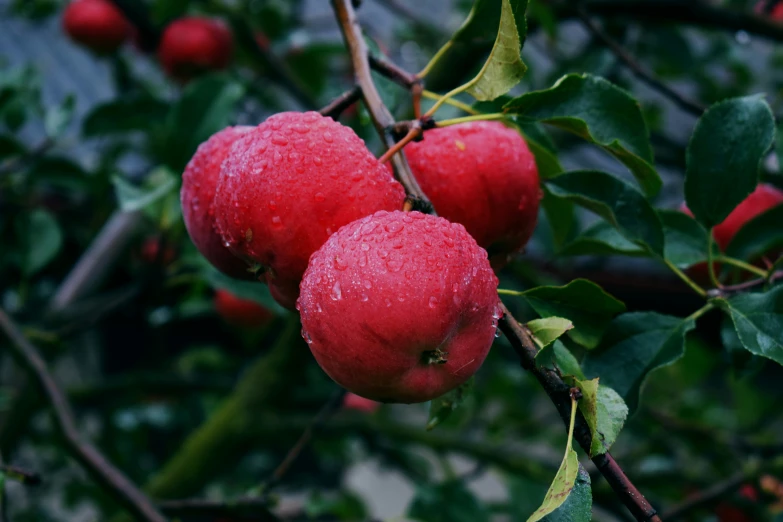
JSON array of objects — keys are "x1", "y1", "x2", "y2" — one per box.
[
  {"x1": 404, "y1": 121, "x2": 541, "y2": 269},
  {"x1": 214, "y1": 111, "x2": 405, "y2": 309},
  {"x1": 158, "y1": 17, "x2": 233, "y2": 81},
  {"x1": 343, "y1": 393, "x2": 380, "y2": 413},
  {"x1": 181, "y1": 126, "x2": 254, "y2": 279},
  {"x1": 298, "y1": 210, "x2": 500, "y2": 403},
  {"x1": 62, "y1": 0, "x2": 132, "y2": 53},
  {"x1": 213, "y1": 289, "x2": 274, "y2": 328}
]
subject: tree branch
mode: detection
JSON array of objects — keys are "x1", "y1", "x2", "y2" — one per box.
[
  {"x1": 576, "y1": 7, "x2": 706, "y2": 116},
  {"x1": 573, "y1": 0, "x2": 783, "y2": 43},
  {"x1": 0, "y1": 309, "x2": 167, "y2": 522},
  {"x1": 331, "y1": 0, "x2": 432, "y2": 209},
  {"x1": 661, "y1": 471, "x2": 746, "y2": 521},
  {"x1": 707, "y1": 270, "x2": 783, "y2": 298},
  {"x1": 319, "y1": 86, "x2": 362, "y2": 119},
  {"x1": 331, "y1": 1, "x2": 660, "y2": 520},
  {"x1": 0, "y1": 464, "x2": 41, "y2": 486}
]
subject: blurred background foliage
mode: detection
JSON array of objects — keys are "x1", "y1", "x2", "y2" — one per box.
[{"x1": 1, "y1": 0, "x2": 783, "y2": 521}]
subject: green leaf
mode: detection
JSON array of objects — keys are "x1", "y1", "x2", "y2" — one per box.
[
  {"x1": 522, "y1": 279, "x2": 626, "y2": 349},
  {"x1": 717, "y1": 286, "x2": 783, "y2": 365},
  {"x1": 17, "y1": 209, "x2": 63, "y2": 276},
  {"x1": 541, "y1": 188, "x2": 575, "y2": 251},
  {"x1": 685, "y1": 96, "x2": 775, "y2": 228},
  {"x1": 426, "y1": 377, "x2": 474, "y2": 431},
  {"x1": 0, "y1": 134, "x2": 26, "y2": 160},
  {"x1": 725, "y1": 205, "x2": 783, "y2": 262},
  {"x1": 422, "y1": 0, "x2": 528, "y2": 92},
  {"x1": 659, "y1": 209, "x2": 709, "y2": 268},
  {"x1": 540, "y1": 464, "x2": 591, "y2": 522},
  {"x1": 83, "y1": 95, "x2": 168, "y2": 137},
  {"x1": 44, "y1": 94, "x2": 75, "y2": 138},
  {"x1": 528, "y1": 317, "x2": 573, "y2": 348},
  {"x1": 504, "y1": 74, "x2": 660, "y2": 196},
  {"x1": 408, "y1": 480, "x2": 490, "y2": 522},
  {"x1": 536, "y1": 341, "x2": 585, "y2": 379},
  {"x1": 161, "y1": 74, "x2": 246, "y2": 171},
  {"x1": 570, "y1": 378, "x2": 628, "y2": 456},
  {"x1": 559, "y1": 222, "x2": 646, "y2": 258},
  {"x1": 204, "y1": 266, "x2": 287, "y2": 316},
  {"x1": 112, "y1": 167, "x2": 178, "y2": 213},
  {"x1": 582, "y1": 312, "x2": 696, "y2": 413},
  {"x1": 462, "y1": 0, "x2": 527, "y2": 101},
  {"x1": 527, "y1": 398, "x2": 579, "y2": 522},
  {"x1": 546, "y1": 170, "x2": 664, "y2": 256},
  {"x1": 524, "y1": 136, "x2": 563, "y2": 180}
]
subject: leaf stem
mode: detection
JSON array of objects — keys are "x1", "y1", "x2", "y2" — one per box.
[
  {"x1": 766, "y1": 256, "x2": 783, "y2": 283},
  {"x1": 497, "y1": 288, "x2": 524, "y2": 296},
  {"x1": 423, "y1": 83, "x2": 471, "y2": 118},
  {"x1": 707, "y1": 233, "x2": 722, "y2": 289},
  {"x1": 422, "y1": 90, "x2": 479, "y2": 115},
  {"x1": 437, "y1": 113, "x2": 506, "y2": 127},
  {"x1": 715, "y1": 255, "x2": 768, "y2": 278},
  {"x1": 417, "y1": 41, "x2": 453, "y2": 78},
  {"x1": 663, "y1": 259, "x2": 708, "y2": 297},
  {"x1": 685, "y1": 303, "x2": 714, "y2": 322}
]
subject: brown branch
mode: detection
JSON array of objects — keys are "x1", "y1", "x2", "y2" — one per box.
[
  {"x1": 368, "y1": 54, "x2": 420, "y2": 89},
  {"x1": 497, "y1": 303, "x2": 662, "y2": 522},
  {"x1": 661, "y1": 471, "x2": 746, "y2": 520},
  {"x1": 267, "y1": 388, "x2": 347, "y2": 487},
  {"x1": 0, "y1": 309, "x2": 167, "y2": 522},
  {"x1": 566, "y1": 1, "x2": 783, "y2": 43},
  {"x1": 332, "y1": 0, "x2": 660, "y2": 520},
  {"x1": 707, "y1": 270, "x2": 783, "y2": 298},
  {"x1": 319, "y1": 86, "x2": 362, "y2": 119},
  {"x1": 331, "y1": 0, "x2": 433, "y2": 211},
  {"x1": 576, "y1": 7, "x2": 705, "y2": 116}
]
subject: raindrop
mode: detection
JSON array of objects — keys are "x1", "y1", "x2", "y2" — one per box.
[
  {"x1": 323, "y1": 131, "x2": 334, "y2": 143},
  {"x1": 314, "y1": 192, "x2": 325, "y2": 202},
  {"x1": 334, "y1": 255, "x2": 348, "y2": 271},
  {"x1": 361, "y1": 293, "x2": 369, "y2": 302},
  {"x1": 428, "y1": 296, "x2": 439, "y2": 309},
  {"x1": 271, "y1": 216, "x2": 283, "y2": 227},
  {"x1": 363, "y1": 280, "x2": 372, "y2": 289},
  {"x1": 271, "y1": 135, "x2": 289, "y2": 146},
  {"x1": 302, "y1": 329, "x2": 313, "y2": 344},
  {"x1": 386, "y1": 258, "x2": 403, "y2": 272},
  {"x1": 330, "y1": 282, "x2": 342, "y2": 301}
]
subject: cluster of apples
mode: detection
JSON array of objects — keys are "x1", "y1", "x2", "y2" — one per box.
[
  {"x1": 62, "y1": 0, "x2": 232, "y2": 80},
  {"x1": 180, "y1": 111, "x2": 540, "y2": 403}
]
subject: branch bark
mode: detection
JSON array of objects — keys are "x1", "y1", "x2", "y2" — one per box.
[
  {"x1": 0, "y1": 309, "x2": 167, "y2": 522},
  {"x1": 331, "y1": 0, "x2": 432, "y2": 209}
]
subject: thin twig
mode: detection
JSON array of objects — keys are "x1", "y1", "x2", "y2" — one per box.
[
  {"x1": 497, "y1": 303, "x2": 662, "y2": 522},
  {"x1": 268, "y1": 388, "x2": 348, "y2": 487},
  {"x1": 0, "y1": 309, "x2": 167, "y2": 522},
  {"x1": 707, "y1": 270, "x2": 783, "y2": 298},
  {"x1": 369, "y1": 54, "x2": 420, "y2": 88},
  {"x1": 378, "y1": 125, "x2": 422, "y2": 164},
  {"x1": 560, "y1": 1, "x2": 783, "y2": 43},
  {"x1": 576, "y1": 7, "x2": 705, "y2": 116},
  {"x1": 662, "y1": 471, "x2": 746, "y2": 520},
  {"x1": 0, "y1": 465, "x2": 42, "y2": 486},
  {"x1": 319, "y1": 86, "x2": 362, "y2": 119},
  {"x1": 331, "y1": 0, "x2": 433, "y2": 211}
]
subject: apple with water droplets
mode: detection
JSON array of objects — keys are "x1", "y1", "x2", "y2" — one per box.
[
  {"x1": 298, "y1": 210, "x2": 500, "y2": 403},
  {"x1": 181, "y1": 126, "x2": 255, "y2": 279},
  {"x1": 214, "y1": 111, "x2": 405, "y2": 309},
  {"x1": 405, "y1": 121, "x2": 541, "y2": 269}
]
